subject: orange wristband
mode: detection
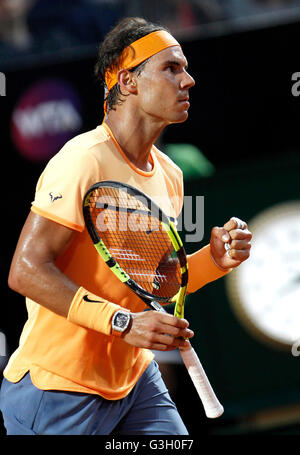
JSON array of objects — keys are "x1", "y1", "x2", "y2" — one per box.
[
  {"x1": 67, "y1": 287, "x2": 122, "y2": 335},
  {"x1": 187, "y1": 245, "x2": 231, "y2": 294}
]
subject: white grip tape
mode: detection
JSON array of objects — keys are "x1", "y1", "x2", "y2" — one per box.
[{"x1": 180, "y1": 346, "x2": 224, "y2": 418}]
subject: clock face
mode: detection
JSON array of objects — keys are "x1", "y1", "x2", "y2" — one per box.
[{"x1": 226, "y1": 201, "x2": 300, "y2": 350}]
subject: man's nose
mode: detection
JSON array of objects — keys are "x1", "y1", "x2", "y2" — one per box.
[{"x1": 180, "y1": 71, "x2": 195, "y2": 89}]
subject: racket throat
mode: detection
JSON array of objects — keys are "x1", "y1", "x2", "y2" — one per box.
[{"x1": 174, "y1": 287, "x2": 186, "y2": 319}]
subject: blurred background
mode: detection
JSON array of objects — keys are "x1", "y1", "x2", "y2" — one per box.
[{"x1": 1, "y1": 0, "x2": 300, "y2": 437}]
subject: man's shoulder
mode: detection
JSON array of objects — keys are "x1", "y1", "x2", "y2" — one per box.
[
  {"x1": 47, "y1": 125, "x2": 110, "y2": 167},
  {"x1": 63, "y1": 124, "x2": 109, "y2": 153}
]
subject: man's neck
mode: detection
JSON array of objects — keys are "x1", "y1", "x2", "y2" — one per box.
[{"x1": 104, "y1": 110, "x2": 166, "y2": 172}]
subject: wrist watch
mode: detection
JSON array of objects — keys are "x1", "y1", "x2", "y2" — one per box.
[{"x1": 111, "y1": 310, "x2": 132, "y2": 337}]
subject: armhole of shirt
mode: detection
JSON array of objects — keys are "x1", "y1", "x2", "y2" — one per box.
[{"x1": 31, "y1": 205, "x2": 84, "y2": 232}]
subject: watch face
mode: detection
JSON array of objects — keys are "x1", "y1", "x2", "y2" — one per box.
[
  {"x1": 115, "y1": 313, "x2": 128, "y2": 328},
  {"x1": 226, "y1": 201, "x2": 300, "y2": 350},
  {"x1": 113, "y1": 311, "x2": 130, "y2": 331}
]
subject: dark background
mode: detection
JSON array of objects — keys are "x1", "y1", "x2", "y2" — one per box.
[{"x1": 1, "y1": 18, "x2": 300, "y2": 437}]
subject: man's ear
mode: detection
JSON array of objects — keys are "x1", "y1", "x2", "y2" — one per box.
[{"x1": 117, "y1": 69, "x2": 137, "y2": 94}]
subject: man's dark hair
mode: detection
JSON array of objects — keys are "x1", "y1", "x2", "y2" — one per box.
[{"x1": 95, "y1": 17, "x2": 168, "y2": 112}]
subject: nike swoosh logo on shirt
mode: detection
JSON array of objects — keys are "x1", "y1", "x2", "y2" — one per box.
[{"x1": 83, "y1": 295, "x2": 102, "y2": 303}]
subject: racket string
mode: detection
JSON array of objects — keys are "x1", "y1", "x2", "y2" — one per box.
[{"x1": 88, "y1": 188, "x2": 181, "y2": 299}]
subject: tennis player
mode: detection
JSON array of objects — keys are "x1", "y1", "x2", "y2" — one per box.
[{"x1": 0, "y1": 17, "x2": 252, "y2": 435}]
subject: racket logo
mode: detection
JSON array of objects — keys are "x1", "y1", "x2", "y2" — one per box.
[{"x1": 110, "y1": 248, "x2": 145, "y2": 262}]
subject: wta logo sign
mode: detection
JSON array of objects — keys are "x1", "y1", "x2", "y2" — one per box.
[{"x1": 11, "y1": 79, "x2": 82, "y2": 161}]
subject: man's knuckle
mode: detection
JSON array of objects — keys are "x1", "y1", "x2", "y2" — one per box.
[
  {"x1": 231, "y1": 240, "x2": 238, "y2": 248},
  {"x1": 148, "y1": 332, "x2": 157, "y2": 342},
  {"x1": 230, "y1": 231, "x2": 237, "y2": 240}
]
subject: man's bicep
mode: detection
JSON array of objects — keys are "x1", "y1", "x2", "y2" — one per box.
[{"x1": 9, "y1": 211, "x2": 77, "y2": 287}]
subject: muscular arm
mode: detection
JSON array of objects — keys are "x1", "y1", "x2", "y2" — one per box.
[{"x1": 8, "y1": 211, "x2": 79, "y2": 317}]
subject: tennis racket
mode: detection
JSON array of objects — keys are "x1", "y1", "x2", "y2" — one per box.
[{"x1": 83, "y1": 180, "x2": 224, "y2": 418}]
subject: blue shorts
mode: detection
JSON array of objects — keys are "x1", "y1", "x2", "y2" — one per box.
[{"x1": 0, "y1": 360, "x2": 188, "y2": 435}]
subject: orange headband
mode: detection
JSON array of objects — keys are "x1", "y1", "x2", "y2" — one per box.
[{"x1": 104, "y1": 30, "x2": 180, "y2": 93}]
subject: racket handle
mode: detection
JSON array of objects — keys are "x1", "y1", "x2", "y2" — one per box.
[
  {"x1": 149, "y1": 301, "x2": 224, "y2": 418},
  {"x1": 179, "y1": 345, "x2": 224, "y2": 419}
]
